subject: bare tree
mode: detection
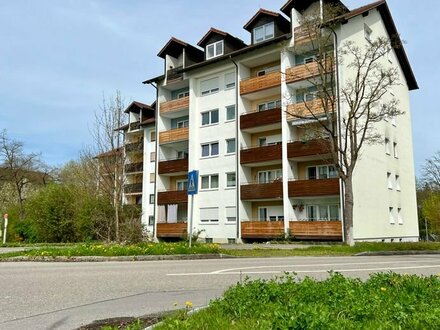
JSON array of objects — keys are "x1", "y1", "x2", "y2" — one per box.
[
  {"x1": 0, "y1": 130, "x2": 41, "y2": 213},
  {"x1": 286, "y1": 4, "x2": 403, "y2": 245},
  {"x1": 422, "y1": 152, "x2": 440, "y2": 191}
]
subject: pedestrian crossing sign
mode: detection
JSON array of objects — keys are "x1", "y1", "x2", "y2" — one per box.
[{"x1": 187, "y1": 170, "x2": 199, "y2": 195}]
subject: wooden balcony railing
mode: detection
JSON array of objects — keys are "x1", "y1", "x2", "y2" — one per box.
[
  {"x1": 158, "y1": 158, "x2": 189, "y2": 175},
  {"x1": 157, "y1": 189, "x2": 188, "y2": 205},
  {"x1": 159, "y1": 127, "x2": 189, "y2": 145},
  {"x1": 241, "y1": 181, "x2": 283, "y2": 200},
  {"x1": 286, "y1": 59, "x2": 334, "y2": 85},
  {"x1": 160, "y1": 96, "x2": 189, "y2": 115},
  {"x1": 287, "y1": 98, "x2": 333, "y2": 121},
  {"x1": 240, "y1": 107, "x2": 281, "y2": 130},
  {"x1": 240, "y1": 143, "x2": 282, "y2": 165},
  {"x1": 129, "y1": 122, "x2": 141, "y2": 131},
  {"x1": 241, "y1": 221, "x2": 285, "y2": 239},
  {"x1": 294, "y1": 25, "x2": 318, "y2": 44},
  {"x1": 124, "y1": 183, "x2": 143, "y2": 194},
  {"x1": 287, "y1": 139, "x2": 331, "y2": 159},
  {"x1": 289, "y1": 220, "x2": 342, "y2": 240},
  {"x1": 125, "y1": 141, "x2": 144, "y2": 153},
  {"x1": 125, "y1": 162, "x2": 143, "y2": 173},
  {"x1": 166, "y1": 66, "x2": 184, "y2": 84},
  {"x1": 288, "y1": 178, "x2": 340, "y2": 198},
  {"x1": 156, "y1": 222, "x2": 187, "y2": 238},
  {"x1": 240, "y1": 71, "x2": 281, "y2": 95}
]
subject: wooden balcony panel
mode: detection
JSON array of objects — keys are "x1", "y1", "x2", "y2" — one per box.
[
  {"x1": 240, "y1": 71, "x2": 281, "y2": 95},
  {"x1": 289, "y1": 221, "x2": 342, "y2": 240},
  {"x1": 241, "y1": 182, "x2": 283, "y2": 200},
  {"x1": 241, "y1": 143, "x2": 282, "y2": 165},
  {"x1": 166, "y1": 66, "x2": 184, "y2": 84},
  {"x1": 287, "y1": 98, "x2": 332, "y2": 121},
  {"x1": 156, "y1": 223, "x2": 187, "y2": 238},
  {"x1": 157, "y1": 190, "x2": 188, "y2": 205},
  {"x1": 294, "y1": 25, "x2": 318, "y2": 44},
  {"x1": 158, "y1": 158, "x2": 189, "y2": 174},
  {"x1": 288, "y1": 179, "x2": 340, "y2": 198},
  {"x1": 159, "y1": 127, "x2": 189, "y2": 145},
  {"x1": 286, "y1": 59, "x2": 334, "y2": 84},
  {"x1": 160, "y1": 96, "x2": 189, "y2": 114},
  {"x1": 124, "y1": 183, "x2": 142, "y2": 194},
  {"x1": 129, "y1": 122, "x2": 141, "y2": 131},
  {"x1": 287, "y1": 139, "x2": 331, "y2": 159},
  {"x1": 125, "y1": 162, "x2": 143, "y2": 173},
  {"x1": 240, "y1": 108, "x2": 281, "y2": 130},
  {"x1": 241, "y1": 221, "x2": 285, "y2": 239},
  {"x1": 125, "y1": 142, "x2": 144, "y2": 153}
]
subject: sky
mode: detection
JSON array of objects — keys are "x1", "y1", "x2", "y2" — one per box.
[{"x1": 0, "y1": 0, "x2": 437, "y2": 176}]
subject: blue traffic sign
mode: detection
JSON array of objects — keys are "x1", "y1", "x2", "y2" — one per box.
[{"x1": 187, "y1": 170, "x2": 199, "y2": 195}]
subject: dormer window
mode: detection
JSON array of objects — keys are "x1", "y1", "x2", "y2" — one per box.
[
  {"x1": 206, "y1": 40, "x2": 224, "y2": 59},
  {"x1": 254, "y1": 22, "x2": 274, "y2": 43}
]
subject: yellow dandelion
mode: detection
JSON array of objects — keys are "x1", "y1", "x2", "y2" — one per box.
[
  {"x1": 380, "y1": 287, "x2": 387, "y2": 292},
  {"x1": 185, "y1": 301, "x2": 193, "y2": 308}
]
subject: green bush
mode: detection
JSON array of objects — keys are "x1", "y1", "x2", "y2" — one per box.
[{"x1": 157, "y1": 272, "x2": 440, "y2": 329}]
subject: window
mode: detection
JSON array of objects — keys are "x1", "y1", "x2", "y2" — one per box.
[
  {"x1": 201, "y1": 142, "x2": 219, "y2": 158},
  {"x1": 258, "y1": 207, "x2": 268, "y2": 221},
  {"x1": 226, "y1": 206, "x2": 236, "y2": 223},
  {"x1": 148, "y1": 216, "x2": 154, "y2": 226},
  {"x1": 150, "y1": 131, "x2": 156, "y2": 142},
  {"x1": 226, "y1": 172, "x2": 236, "y2": 187},
  {"x1": 307, "y1": 165, "x2": 337, "y2": 180},
  {"x1": 150, "y1": 173, "x2": 155, "y2": 183},
  {"x1": 306, "y1": 205, "x2": 340, "y2": 221},
  {"x1": 304, "y1": 92, "x2": 317, "y2": 102},
  {"x1": 226, "y1": 138, "x2": 236, "y2": 154},
  {"x1": 364, "y1": 24, "x2": 372, "y2": 42},
  {"x1": 176, "y1": 180, "x2": 188, "y2": 191},
  {"x1": 177, "y1": 119, "x2": 189, "y2": 128},
  {"x1": 258, "y1": 100, "x2": 281, "y2": 111},
  {"x1": 200, "y1": 77, "x2": 219, "y2": 96},
  {"x1": 385, "y1": 138, "x2": 391, "y2": 155},
  {"x1": 259, "y1": 137, "x2": 267, "y2": 147},
  {"x1": 201, "y1": 109, "x2": 219, "y2": 126},
  {"x1": 225, "y1": 72, "x2": 235, "y2": 89},
  {"x1": 200, "y1": 207, "x2": 219, "y2": 223},
  {"x1": 206, "y1": 40, "x2": 224, "y2": 59},
  {"x1": 391, "y1": 116, "x2": 397, "y2": 126},
  {"x1": 177, "y1": 91, "x2": 189, "y2": 98},
  {"x1": 254, "y1": 22, "x2": 274, "y2": 43},
  {"x1": 258, "y1": 169, "x2": 282, "y2": 183},
  {"x1": 149, "y1": 194, "x2": 155, "y2": 204},
  {"x1": 257, "y1": 65, "x2": 280, "y2": 77},
  {"x1": 177, "y1": 151, "x2": 188, "y2": 159},
  {"x1": 201, "y1": 174, "x2": 219, "y2": 190},
  {"x1": 304, "y1": 56, "x2": 316, "y2": 64},
  {"x1": 389, "y1": 207, "x2": 395, "y2": 224},
  {"x1": 395, "y1": 175, "x2": 401, "y2": 191},
  {"x1": 387, "y1": 172, "x2": 393, "y2": 189},
  {"x1": 226, "y1": 105, "x2": 236, "y2": 121},
  {"x1": 150, "y1": 152, "x2": 156, "y2": 162},
  {"x1": 397, "y1": 208, "x2": 403, "y2": 224},
  {"x1": 393, "y1": 142, "x2": 398, "y2": 158}
]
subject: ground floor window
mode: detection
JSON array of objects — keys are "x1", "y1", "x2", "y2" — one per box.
[{"x1": 306, "y1": 204, "x2": 339, "y2": 221}]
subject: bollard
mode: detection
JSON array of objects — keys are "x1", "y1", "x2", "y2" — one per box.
[{"x1": 2, "y1": 214, "x2": 8, "y2": 244}]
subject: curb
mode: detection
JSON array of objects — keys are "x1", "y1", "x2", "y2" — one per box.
[
  {"x1": 355, "y1": 250, "x2": 440, "y2": 256},
  {"x1": 0, "y1": 253, "x2": 236, "y2": 262},
  {"x1": 144, "y1": 305, "x2": 208, "y2": 330}
]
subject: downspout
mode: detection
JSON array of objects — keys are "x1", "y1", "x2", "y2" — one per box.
[
  {"x1": 146, "y1": 81, "x2": 159, "y2": 240},
  {"x1": 230, "y1": 56, "x2": 240, "y2": 243}
]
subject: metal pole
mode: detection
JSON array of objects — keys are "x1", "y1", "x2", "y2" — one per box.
[
  {"x1": 425, "y1": 218, "x2": 429, "y2": 241},
  {"x1": 189, "y1": 194, "x2": 194, "y2": 247},
  {"x1": 3, "y1": 218, "x2": 7, "y2": 245}
]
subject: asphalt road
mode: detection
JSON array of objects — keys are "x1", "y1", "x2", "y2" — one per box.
[{"x1": 1, "y1": 255, "x2": 440, "y2": 330}]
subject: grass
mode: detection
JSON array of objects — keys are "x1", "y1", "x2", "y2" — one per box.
[
  {"x1": 155, "y1": 272, "x2": 440, "y2": 329},
  {"x1": 0, "y1": 241, "x2": 439, "y2": 259}
]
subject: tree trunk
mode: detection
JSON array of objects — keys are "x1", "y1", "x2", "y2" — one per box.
[{"x1": 343, "y1": 176, "x2": 355, "y2": 246}]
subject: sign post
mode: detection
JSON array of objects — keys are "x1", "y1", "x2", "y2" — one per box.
[
  {"x1": 3, "y1": 214, "x2": 8, "y2": 245},
  {"x1": 187, "y1": 170, "x2": 199, "y2": 248}
]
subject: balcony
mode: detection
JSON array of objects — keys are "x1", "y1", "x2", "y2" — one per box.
[
  {"x1": 157, "y1": 189, "x2": 188, "y2": 205},
  {"x1": 156, "y1": 222, "x2": 187, "y2": 238},
  {"x1": 240, "y1": 108, "x2": 281, "y2": 131},
  {"x1": 158, "y1": 158, "x2": 189, "y2": 175},
  {"x1": 125, "y1": 141, "x2": 144, "y2": 153},
  {"x1": 289, "y1": 220, "x2": 342, "y2": 240},
  {"x1": 294, "y1": 25, "x2": 317, "y2": 44},
  {"x1": 166, "y1": 66, "x2": 183, "y2": 84},
  {"x1": 241, "y1": 143, "x2": 282, "y2": 165},
  {"x1": 240, "y1": 71, "x2": 281, "y2": 96},
  {"x1": 287, "y1": 139, "x2": 331, "y2": 160},
  {"x1": 159, "y1": 127, "x2": 189, "y2": 145},
  {"x1": 287, "y1": 98, "x2": 331, "y2": 121},
  {"x1": 129, "y1": 122, "x2": 141, "y2": 131},
  {"x1": 160, "y1": 96, "x2": 189, "y2": 115},
  {"x1": 125, "y1": 162, "x2": 143, "y2": 174},
  {"x1": 288, "y1": 178, "x2": 340, "y2": 198},
  {"x1": 286, "y1": 59, "x2": 333, "y2": 85},
  {"x1": 241, "y1": 181, "x2": 283, "y2": 200},
  {"x1": 241, "y1": 221, "x2": 284, "y2": 239},
  {"x1": 124, "y1": 183, "x2": 142, "y2": 194}
]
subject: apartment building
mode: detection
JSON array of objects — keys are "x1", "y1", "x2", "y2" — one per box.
[{"x1": 142, "y1": 0, "x2": 419, "y2": 243}]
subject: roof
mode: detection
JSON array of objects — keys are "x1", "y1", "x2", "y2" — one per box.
[
  {"x1": 140, "y1": 117, "x2": 156, "y2": 126},
  {"x1": 334, "y1": 0, "x2": 418, "y2": 90},
  {"x1": 197, "y1": 27, "x2": 247, "y2": 49},
  {"x1": 124, "y1": 101, "x2": 153, "y2": 114},
  {"x1": 243, "y1": 8, "x2": 290, "y2": 32},
  {"x1": 157, "y1": 37, "x2": 204, "y2": 62},
  {"x1": 94, "y1": 148, "x2": 122, "y2": 159},
  {"x1": 281, "y1": 0, "x2": 348, "y2": 16},
  {"x1": 142, "y1": 74, "x2": 165, "y2": 85}
]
